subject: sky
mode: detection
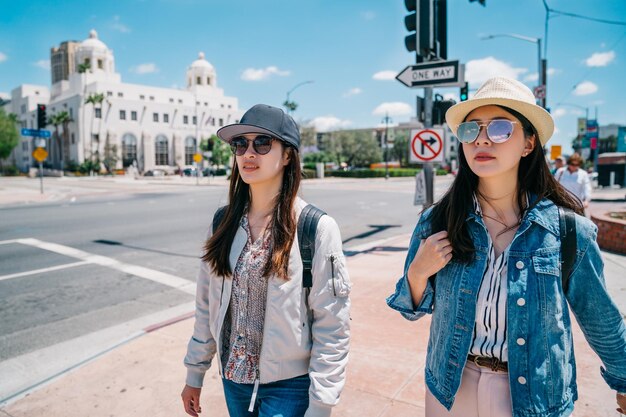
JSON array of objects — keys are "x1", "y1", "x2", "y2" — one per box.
[{"x1": 1, "y1": 0, "x2": 625, "y2": 154}]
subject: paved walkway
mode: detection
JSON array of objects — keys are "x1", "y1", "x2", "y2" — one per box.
[{"x1": 1, "y1": 233, "x2": 624, "y2": 417}]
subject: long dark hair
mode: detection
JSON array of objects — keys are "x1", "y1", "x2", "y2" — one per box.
[
  {"x1": 202, "y1": 144, "x2": 302, "y2": 279},
  {"x1": 430, "y1": 106, "x2": 584, "y2": 263}
]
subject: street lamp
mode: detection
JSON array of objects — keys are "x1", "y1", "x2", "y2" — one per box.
[
  {"x1": 381, "y1": 113, "x2": 393, "y2": 180},
  {"x1": 284, "y1": 80, "x2": 314, "y2": 115},
  {"x1": 481, "y1": 33, "x2": 546, "y2": 108}
]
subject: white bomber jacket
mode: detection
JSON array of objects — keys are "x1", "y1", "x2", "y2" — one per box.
[{"x1": 184, "y1": 198, "x2": 351, "y2": 417}]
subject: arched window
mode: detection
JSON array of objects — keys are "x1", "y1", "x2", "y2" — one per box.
[
  {"x1": 185, "y1": 136, "x2": 196, "y2": 165},
  {"x1": 121, "y1": 133, "x2": 137, "y2": 167},
  {"x1": 155, "y1": 134, "x2": 169, "y2": 166}
]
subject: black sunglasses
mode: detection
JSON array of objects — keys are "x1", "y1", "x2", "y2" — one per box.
[
  {"x1": 456, "y1": 119, "x2": 520, "y2": 144},
  {"x1": 230, "y1": 135, "x2": 275, "y2": 156}
]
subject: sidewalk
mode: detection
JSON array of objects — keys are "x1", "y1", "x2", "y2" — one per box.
[{"x1": 2, "y1": 234, "x2": 624, "y2": 417}]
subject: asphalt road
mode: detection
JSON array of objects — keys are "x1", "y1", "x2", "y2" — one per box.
[{"x1": 0, "y1": 177, "x2": 454, "y2": 370}]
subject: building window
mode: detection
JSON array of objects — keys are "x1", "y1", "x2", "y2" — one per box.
[
  {"x1": 21, "y1": 104, "x2": 26, "y2": 114},
  {"x1": 120, "y1": 110, "x2": 126, "y2": 120},
  {"x1": 153, "y1": 113, "x2": 159, "y2": 122},
  {"x1": 131, "y1": 111, "x2": 137, "y2": 121},
  {"x1": 122, "y1": 133, "x2": 138, "y2": 167},
  {"x1": 207, "y1": 77, "x2": 211, "y2": 85},
  {"x1": 71, "y1": 133, "x2": 75, "y2": 144},
  {"x1": 107, "y1": 91, "x2": 113, "y2": 97},
  {"x1": 95, "y1": 108, "x2": 102, "y2": 118},
  {"x1": 117, "y1": 92, "x2": 123, "y2": 98},
  {"x1": 69, "y1": 108, "x2": 73, "y2": 118},
  {"x1": 183, "y1": 115, "x2": 188, "y2": 124},
  {"x1": 35, "y1": 91, "x2": 40, "y2": 95},
  {"x1": 211, "y1": 117, "x2": 215, "y2": 126},
  {"x1": 163, "y1": 113, "x2": 169, "y2": 123},
  {"x1": 197, "y1": 76, "x2": 202, "y2": 85},
  {"x1": 228, "y1": 105, "x2": 231, "y2": 109},
  {"x1": 178, "y1": 99, "x2": 183, "y2": 104},
  {"x1": 196, "y1": 101, "x2": 200, "y2": 105},
  {"x1": 140, "y1": 95, "x2": 145, "y2": 100},
  {"x1": 219, "y1": 118, "x2": 223, "y2": 127},
  {"x1": 149, "y1": 96, "x2": 154, "y2": 101},
  {"x1": 204, "y1": 102, "x2": 208, "y2": 106},
  {"x1": 192, "y1": 116, "x2": 197, "y2": 125},
  {"x1": 155, "y1": 135, "x2": 169, "y2": 165},
  {"x1": 84, "y1": 58, "x2": 90, "y2": 66},
  {"x1": 22, "y1": 141, "x2": 28, "y2": 151},
  {"x1": 169, "y1": 98, "x2": 174, "y2": 103},
  {"x1": 98, "y1": 59, "x2": 103, "y2": 69},
  {"x1": 185, "y1": 136, "x2": 196, "y2": 165}
]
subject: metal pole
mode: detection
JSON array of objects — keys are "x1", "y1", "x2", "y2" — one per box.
[
  {"x1": 594, "y1": 107, "x2": 599, "y2": 175},
  {"x1": 382, "y1": 113, "x2": 391, "y2": 180},
  {"x1": 195, "y1": 94, "x2": 200, "y2": 186},
  {"x1": 423, "y1": 86, "x2": 435, "y2": 208},
  {"x1": 39, "y1": 161, "x2": 44, "y2": 194}
]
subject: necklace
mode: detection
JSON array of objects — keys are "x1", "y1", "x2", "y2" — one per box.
[{"x1": 477, "y1": 192, "x2": 521, "y2": 237}]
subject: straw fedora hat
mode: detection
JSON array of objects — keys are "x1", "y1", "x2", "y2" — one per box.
[{"x1": 445, "y1": 77, "x2": 555, "y2": 145}]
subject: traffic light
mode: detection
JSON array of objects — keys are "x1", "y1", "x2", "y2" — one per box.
[
  {"x1": 404, "y1": 0, "x2": 431, "y2": 60},
  {"x1": 460, "y1": 82, "x2": 469, "y2": 101},
  {"x1": 432, "y1": 98, "x2": 456, "y2": 125},
  {"x1": 37, "y1": 104, "x2": 47, "y2": 129}
]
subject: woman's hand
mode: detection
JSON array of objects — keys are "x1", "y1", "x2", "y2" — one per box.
[
  {"x1": 616, "y1": 392, "x2": 626, "y2": 414},
  {"x1": 181, "y1": 384, "x2": 202, "y2": 416},
  {"x1": 408, "y1": 231, "x2": 453, "y2": 281}
]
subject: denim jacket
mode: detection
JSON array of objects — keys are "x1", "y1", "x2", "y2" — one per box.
[{"x1": 387, "y1": 197, "x2": 626, "y2": 417}]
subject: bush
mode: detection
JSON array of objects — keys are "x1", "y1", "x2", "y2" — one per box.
[
  {"x1": 328, "y1": 168, "x2": 421, "y2": 178},
  {"x1": 78, "y1": 160, "x2": 101, "y2": 174},
  {"x1": 1, "y1": 165, "x2": 19, "y2": 176},
  {"x1": 302, "y1": 168, "x2": 317, "y2": 179},
  {"x1": 436, "y1": 168, "x2": 449, "y2": 176}
]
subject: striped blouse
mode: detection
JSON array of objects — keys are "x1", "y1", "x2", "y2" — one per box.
[{"x1": 468, "y1": 194, "x2": 526, "y2": 363}]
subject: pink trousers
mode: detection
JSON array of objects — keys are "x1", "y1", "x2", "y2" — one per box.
[{"x1": 425, "y1": 361, "x2": 513, "y2": 417}]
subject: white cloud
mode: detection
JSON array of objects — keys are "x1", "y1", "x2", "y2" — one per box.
[
  {"x1": 342, "y1": 87, "x2": 362, "y2": 98},
  {"x1": 443, "y1": 93, "x2": 458, "y2": 102},
  {"x1": 0, "y1": 92, "x2": 10, "y2": 100},
  {"x1": 34, "y1": 59, "x2": 50, "y2": 70},
  {"x1": 308, "y1": 116, "x2": 352, "y2": 132},
  {"x1": 112, "y1": 15, "x2": 131, "y2": 33},
  {"x1": 372, "y1": 70, "x2": 396, "y2": 81},
  {"x1": 372, "y1": 102, "x2": 413, "y2": 117},
  {"x1": 465, "y1": 57, "x2": 527, "y2": 85},
  {"x1": 573, "y1": 81, "x2": 598, "y2": 96},
  {"x1": 585, "y1": 51, "x2": 615, "y2": 67},
  {"x1": 130, "y1": 63, "x2": 159, "y2": 74},
  {"x1": 361, "y1": 11, "x2": 376, "y2": 21},
  {"x1": 0, "y1": 52, "x2": 6, "y2": 63},
  {"x1": 523, "y1": 68, "x2": 560, "y2": 82},
  {"x1": 241, "y1": 66, "x2": 290, "y2": 81},
  {"x1": 552, "y1": 108, "x2": 567, "y2": 118}
]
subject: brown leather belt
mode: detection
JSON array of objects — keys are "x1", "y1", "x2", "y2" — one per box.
[{"x1": 467, "y1": 354, "x2": 508, "y2": 372}]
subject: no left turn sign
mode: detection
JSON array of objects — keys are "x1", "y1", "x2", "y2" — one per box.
[{"x1": 410, "y1": 128, "x2": 444, "y2": 163}]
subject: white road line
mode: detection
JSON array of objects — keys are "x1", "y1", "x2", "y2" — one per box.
[
  {"x1": 14, "y1": 238, "x2": 196, "y2": 295},
  {"x1": 0, "y1": 261, "x2": 89, "y2": 282},
  {"x1": 0, "y1": 239, "x2": 21, "y2": 245}
]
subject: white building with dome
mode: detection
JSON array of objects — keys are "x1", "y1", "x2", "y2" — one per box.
[{"x1": 3, "y1": 30, "x2": 242, "y2": 173}]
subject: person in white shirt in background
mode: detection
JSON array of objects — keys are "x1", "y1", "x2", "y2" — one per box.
[
  {"x1": 551, "y1": 155, "x2": 565, "y2": 175},
  {"x1": 555, "y1": 152, "x2": 592, "y2": 214}
]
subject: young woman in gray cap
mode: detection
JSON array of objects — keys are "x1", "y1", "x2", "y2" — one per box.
[
  {"x1": 387, "y1": 77, "x2": 626, "y2": 417},
  {"x1": 181, "y1": 104, "x2": 351, "y2": 417}
]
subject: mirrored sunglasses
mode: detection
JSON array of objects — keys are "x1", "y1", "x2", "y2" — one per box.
[
  {"x1": 456, "y1": 120, "x2": 519, "y2": 144},
  {"x1": 230, "y1": 135, "x2": 275, "y2": 156}
]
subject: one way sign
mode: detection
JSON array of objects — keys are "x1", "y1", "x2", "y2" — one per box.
[{"x1": 396, "y1": 60, "x2": 462, "y2": 88}]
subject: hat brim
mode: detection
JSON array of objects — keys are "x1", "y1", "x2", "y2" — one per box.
[
  {"x1": 445, "y1": 97, "x2": 555, "y2": 146},
  {"x1": 216, "y1": 123, "x2": 282, "y2": 143}
]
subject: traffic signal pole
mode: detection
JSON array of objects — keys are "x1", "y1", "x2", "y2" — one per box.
[{"x1": 423, "y1": 86, "x2": 435, "y2": 208}]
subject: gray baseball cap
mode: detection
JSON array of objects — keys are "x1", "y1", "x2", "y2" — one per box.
[{"x1": 217, "y1": 104, "x2": 300, "y2": 150}]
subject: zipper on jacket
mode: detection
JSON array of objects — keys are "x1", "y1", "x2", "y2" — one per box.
[{"x1": 330, "y1": 255, "x2": 337, "y2": 296}]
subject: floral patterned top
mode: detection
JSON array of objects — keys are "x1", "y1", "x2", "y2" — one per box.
[{"x1": 220, "y1": 214, "x2": 272, "y2": 383}]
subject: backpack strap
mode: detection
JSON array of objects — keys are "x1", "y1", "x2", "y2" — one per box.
[
  {"x1": 298, "y1": 204, "x2": 327, "y2": 289},
  {"x1": 212, "y1": 205, "x2": 228, "y2": 234},
  {"x1": 558, "y1": 207, "x2": 577, "y2": 294}
]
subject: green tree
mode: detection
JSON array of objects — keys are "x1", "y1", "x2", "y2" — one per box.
[
  {"x1": 325, "y1": 130, "x2": 382, "y2": 167},
  {"x1": 77, "y1": 62, "x2": 91, "y2": 74},
  {"x1": 85, "y1": 92, "x2": 105, "y2": 163},
  {"x1": 48, "y1": 111, "x2": 71, "y2": 170},
  {"x1": 102, "y1": 135, "x2": 119, "y2": 174},
  {"x1": 391, "y1": 132, "x2": 409, "y2": 167},
  {"x1": 300, "y1": 125, "x2": 317, "y2": 149},
  {"x1": 200, "y1": 135, "x2": 230, "y2": 167},
  {"x1": 0, "y1": 109, "x2": 19, "y2": 171}
]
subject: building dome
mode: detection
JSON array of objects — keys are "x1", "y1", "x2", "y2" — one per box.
[
  {"x1": 80, "y1": 29, "x2": 108, "y2": 51},
  {"x1": 189, "y1": 52, "x2": 215, "y2": 71}
]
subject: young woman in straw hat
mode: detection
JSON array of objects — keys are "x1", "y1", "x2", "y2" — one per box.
[
  {"x1": 387, "y1": 77, "x2": 626, "y2": 417},
  {"x1": 181, "y1": 104, "x2": 351, "y2": 417}
]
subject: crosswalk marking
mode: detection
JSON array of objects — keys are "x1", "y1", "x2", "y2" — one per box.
[{"x1": 0, "y1": 261, "x2": 89, "y2": 282}]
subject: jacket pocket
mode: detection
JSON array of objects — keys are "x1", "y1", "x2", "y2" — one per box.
[
  {"x1": 532, "y1": 253, "x2": 560, "y2": 277},
  {"x1": 328, "y1": 253, "x2": 351, "y2": 297}
]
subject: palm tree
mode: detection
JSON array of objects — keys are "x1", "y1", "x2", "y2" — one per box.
[
  {"x1": 77, "y1": 62, "x2": 91, "y2": 74},
  {"x1": 85, "y1": 93, "x2": 104, "y2": 163},
  {"x1": 49, "y1": 111, "x2": 72, "y2": 170},
  {"x1": 49, "y1": 113, "x2": 62, "y2": 169},
  {"x1": 78, "y1": 61, "x2": 90, "y2": 163}
]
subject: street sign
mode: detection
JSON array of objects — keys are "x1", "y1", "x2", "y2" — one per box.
[
  {"x1": 193, "y1": 153, "x2": 203, "y2": 163},
  {"x1": 410, "y1": 129, "x2": 444, "y2": 163},
  {"x1": 21, "y1": 128, "x2": 51, "y2": 138},
  {"x1": 32, "y1": 147, "x2": 48, "y2": 162},
  {"x1": 533, "y1": 85, "x2": 546, "y2": 99},
  {"x1": 396, "y1": 60, "x2": 461, "y2": 88},
  {"x1": 550, "y1": 145, "x2": 562, "y2": 160}
]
